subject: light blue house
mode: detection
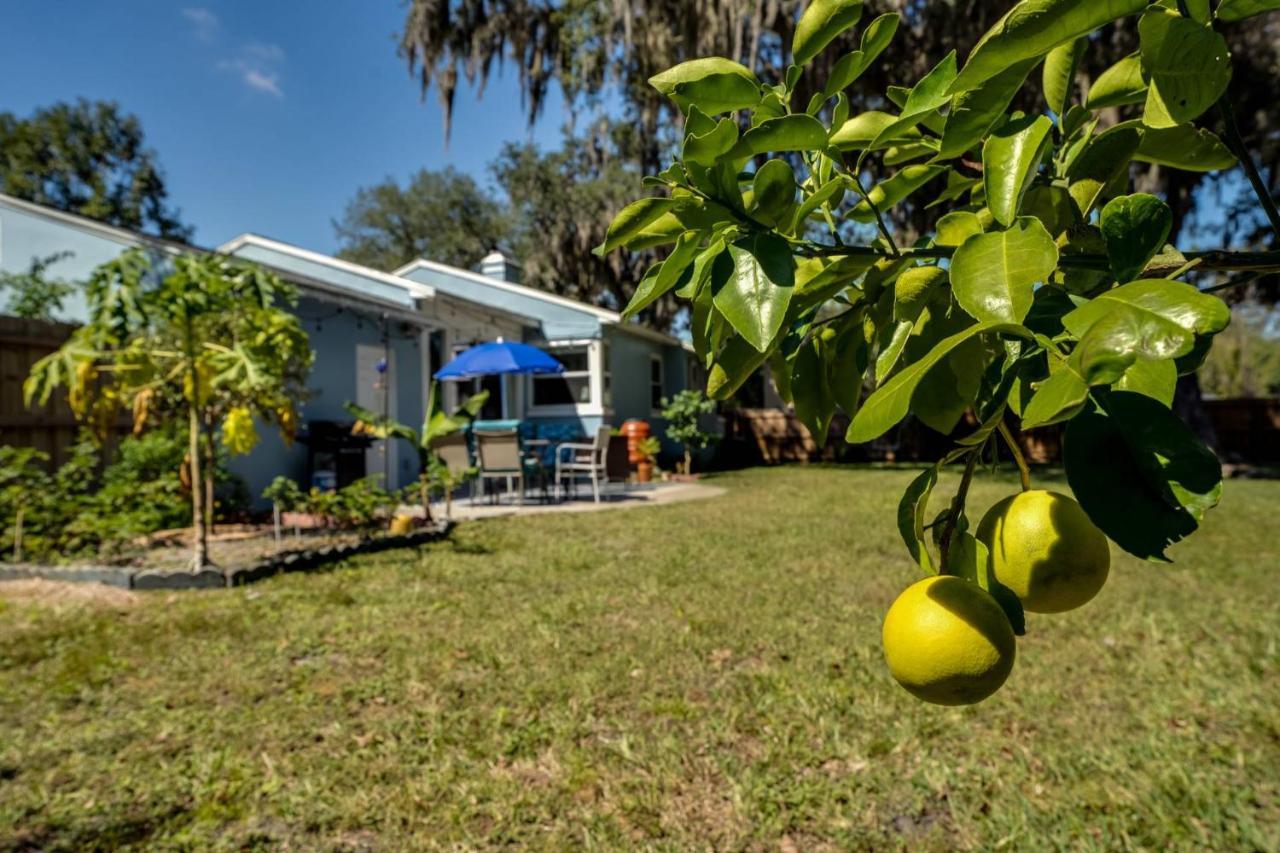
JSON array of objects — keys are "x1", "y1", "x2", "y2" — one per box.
[
  {"x1": 395, "y1": 254, "x2": 699, "y2": 441},
  {"x1": 0, "y1": 193, "x2": 696, "y2": 502}
]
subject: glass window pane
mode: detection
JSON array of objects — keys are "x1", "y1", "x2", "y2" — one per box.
[
  {"x1": 533, "y1": 375, "x2": 591, "y2": 406},
  {"x1": 553, "y1": 348, "x2": 589, "y2": 372}
]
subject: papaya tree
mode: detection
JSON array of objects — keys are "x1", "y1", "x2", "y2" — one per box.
[
  {"x1": 25, "y1": 249, "x2": 312, "y2": 569},
  {"x1": 345, "y1": 381, "x2": 488, "y2": 522},
  {"x1": 597, "y1": 0, "x2": 1280, "y2": 702}
]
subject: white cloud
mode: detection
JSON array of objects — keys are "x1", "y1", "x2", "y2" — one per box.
[
  {"x1": 182, "y1": 7, "x2": 219, "y2": 41},
  {"x1": 217, "y1": 42, "x2": 286, "y2": 99}
]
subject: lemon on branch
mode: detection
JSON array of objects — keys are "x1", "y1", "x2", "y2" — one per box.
[{"x1": 977, "y1": 490, "x2": 1110, "y2": 614}]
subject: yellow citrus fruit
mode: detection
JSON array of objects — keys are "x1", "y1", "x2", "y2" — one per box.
[
  {"x1": 882, "y1": 576, "x2": 1016, "y2": 705},
  {"x1": 976, "y1": 489, "x2": 1110, "y2": 614}
]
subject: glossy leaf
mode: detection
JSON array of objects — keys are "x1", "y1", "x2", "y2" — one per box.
[
  {"x1": 706, "y1": 336, "x2": 770, "y2": 400},
  {"x1": 984, "y1": 113, "x2": 1054, "y2": 227},
  {"x1": 1216, "y1": 0, "x2": 1280, "y2": 21},
  {"x1": 714, "y1": 233, "x2": 796, "y2": 352},
  {"x1": 1021, "y1": 362, "x2": 1088, "y2": 427},
  {"x1": 649, "y1": 58, "x2": 762, "y2": 115},
  {"x1": 830, "y1": 111, "x2": 920, "y2": 151},
  {"x1": 823, "y1": 13, "x2": 900, "y2": 97},
  {"x1": 1042, "y1": 38, "x2": 1085, "y2": 117},
  {"x1": 1115, "y1": 356, "x2": 1177, "y2": 405},
  {"x1": 1139, "y1": 9, "x2": 1231, "y2": 128},
  {"x1": 792, "y1": 335, "x2": 837, "y2": 444},
  {"x1": 848, "y1": 321, "x2": 1029, "y2": 442},
  {"x1": 894, "y1": 266, "x2": 947, "y2": 323},
  {"x1": 791, "y1": 177, "x2": 847, "y2": 231},
  {"x1": 850, "y1": 165, "x2": 946, "y2": 222},
  {"x1": 1100, "y1": 194, "x2": 1172, "y2": 282},
  {"x1": 1063, "y1": 279, "x2": 1231, "y2": 362},
  {"x1": 1066, "y1": 125, "x2": 1142, "y2": 216},
  {"x1": 622, "y1": 233, "x2": 699, "y2": 320},
  {"x1": 935, "y1": 59, "x2": 1038, "y2": 161},
  {"x1": 935, "y1": 211, "x2": 984, "y2": 247},
  {"x1": 751, "y1": 159, "x2": 798, "y2": 227},
  {"x1": 1065, "y1": 392, "x2": 1222, "y2": 561},
  {"x1": 730, "y1": 114, "x2": 830, "y2": 158},
  {"x1": 864, "y1": 52, "x2": 958, "y2": 154},
  {"x1": 683, "y1": 117, "x2": 739, "y2": 165},
  {"x1": 950, "y1": 218, "x2": 1058, "y2": 324},
  {"x1": 898, "y1": 466, "x2": 939, "y2": 573},
  {"x1": 1085, "y1": 53, "x2": 1147, "y2": 109},
  {"x1": 1126, "y1": 123, "x2": 1237, "y2": 172},
  {"x1": 951, "y1": 0, "x2": 1148, "y2": 94},
  {"x1": 793, "y1": 0, "x2": 864, "y2": 66},
  {"x1": 594, "y1": 197, "x2": 681, "y2": 255}
]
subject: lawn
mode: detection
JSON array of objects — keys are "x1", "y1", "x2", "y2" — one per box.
[{"x1": 1, "y1": 466, "x2": 1277, "y2": 849}]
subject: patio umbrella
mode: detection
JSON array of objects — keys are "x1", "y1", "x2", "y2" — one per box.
[{"x1": 434, "y1": 339, "x2": 564, "y2": 380}]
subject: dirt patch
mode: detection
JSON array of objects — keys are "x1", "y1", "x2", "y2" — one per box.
[{"x1": 0, "y1": 579, "x2": 139, "y2": 612}]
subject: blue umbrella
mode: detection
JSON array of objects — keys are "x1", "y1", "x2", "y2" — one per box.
[{"x1": 434, "y1": 339, "x2": 564, "y2": 380}]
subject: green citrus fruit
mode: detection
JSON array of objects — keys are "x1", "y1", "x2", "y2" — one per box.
[
  {"x1": 976, "y1": 489, "x2": 1110, "y2": 614},
  {"x1": 882, "y1": 575, "x2": 1016, "y2": 705}
]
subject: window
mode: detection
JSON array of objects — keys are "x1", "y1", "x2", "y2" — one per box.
[
  {"x1": 650, "y1": 354, "x2": 665, "y2": 413},
  {"x1": 601, "y1": 342, "x2": 612, "y2": 408},
  {"x1": 532, "y1": 345, "x2": 592, "y2": 407}
]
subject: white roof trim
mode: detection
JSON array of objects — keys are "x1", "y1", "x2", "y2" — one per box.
[
  {"x1": 220, "y1": 233, "x2": 436, "y2": 299},
  {"x1": 394, "y1": 257, "x2": 618, "y2": 322},
  {"x1": 0, "y1": 192, "x2": 199, "y2": 255}
]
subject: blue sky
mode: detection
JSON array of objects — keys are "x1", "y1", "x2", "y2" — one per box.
[{"x1": 3, "y1": 1, "x2": 564, "y2": 253}]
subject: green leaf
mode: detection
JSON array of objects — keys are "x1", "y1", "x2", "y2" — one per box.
[
  {"x1": 850, "y1": 165, "x2": 946, "y2": 222},
  {"x1": 622, "y1": 233, "x2": 700, "y2": 320},
  {"x1": 730, "y1": 114, "x2": 830, "y2": 158},
  {"x1": 1042, "y1": 38, "x2": 1085, "y2": 116},
  {"x1": 875, "y1": 321, "x2": 913, "y2": 382},
  {"x1": 714, "y1": 233, "x2": 796, "y2": 352},
  {"x1": 848, "y1": 321, "x2": 1030, "y2": 442},
  {"x1": 1139, "y1": 9, "x2": 1232, "y2": 128},
  {"x1": 935, "y1": 211, "x2": 984, "y2": 247},
  {"x1": 1065, "y1": 391, "x2": 1222, "y2": 561},
  {"x1": 1216, "y1": 0, "x2": 1280, "y2": 21},
  {"x1": 1100, "y1": 194, "x2": 1173, "y2": 282},
  {"x1": 894, "y1": 266, "x2": 947, "y2": 323},
  {"x1": 1127, "y1": 122, "x2": 1237, "y2": 172},
  {"x1": 792, "y1": 336, "x2": 836, "y2": 444},
  {"x1": 706, "y1": 335, "x2": 770, "y2": 400},
  {"x1": 984, "y1": 113, "x2": 1054, "y2": 227},
  {"x1": 1066, "y1": 125, "x2": 1142, "y2": 216},
  {"x1": 864, "y1": 52, "x2": 959, "y2": 154},
  {"x1": 913, "y1": 334, "x2": 988, "y2": 434},
  {"x1": 949, "y1": 218, "x2": 1059, "y2": 324},
  {"x1": 793, "y1": 0, "x2": 864, "y2": 65},
  {"x1": 898, "y1": 466, "x2": 939, "y2": 573},
  {"x1": 751, "y1": 159, "x2": 798, "y2": 227},
  {"x1": 683, "y1": 116, "x2": 739, "y2": 166},
  {"x1": 1115, "y1": 356, "x2": 1177, "y2": 405},
  {"x1": 1062, "y1": 279, "x2": 1231, "y2": 362},
  {"x1": 935, "y1": 59, "x2": 1038, "y2": 161},
  {"x1": 830, "y1": 322, "x2": 869, "y2": 415},
  {"x1": 830, "y1": 111, "x2": 920, "y2": 151},
  {"x1": 791, "y1": 177, "x2": 847, "y2": 231},
  {"x1": 649, "y1": 58, "x2": 762, "y2": 115},
  {"x1": 823, "y1": 13, "x2": 900, "y2": 97},
  {"x1": 594, "y1": 197, "x2": 682, "y2": 256},
  {"x1": 1021, "y1": 362, "x2": 1089, "y2": 427},
  {"x1": 1022, "y1": 185, "x2": 1078, "y2": 237},
  {"x1": 1086, "y1": 53, "x2": 1147, "y2": 109},
  {"x1": 951, "y1": 0, "x2": 1149, "y2": 94}
]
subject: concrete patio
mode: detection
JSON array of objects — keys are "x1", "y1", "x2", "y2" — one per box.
[{"x1": 428, "y1": 480, "x2": 726, "y2": 522}]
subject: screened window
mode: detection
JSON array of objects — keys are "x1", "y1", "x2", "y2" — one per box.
[{"x1": 532, "y1": 345, "x2": 592, "y2": 406}]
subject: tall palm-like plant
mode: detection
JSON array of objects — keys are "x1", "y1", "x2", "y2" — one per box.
[
  {"x1": 25, "y1": 249, "x2": 312, "y2": 569},
  {"x1": 346, "y1": 381, "x2": 488, "y2": 522}
]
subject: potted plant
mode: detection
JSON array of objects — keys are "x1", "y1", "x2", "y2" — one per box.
[
  {"x1": 635, "y1": 436, "x2": 660, "y2": 483},
  {"x1": 660, "y1": 390, "x2": 719, "y2": 478}
]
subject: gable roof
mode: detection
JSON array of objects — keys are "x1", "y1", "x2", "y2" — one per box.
[
  {"x1": 394, "y1": 257, "x2": 688, "y2": 348},
  {"x1": 220, "y1": 233, "x2": 435, "y2": 302}
]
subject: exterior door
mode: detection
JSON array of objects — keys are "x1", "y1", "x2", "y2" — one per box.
[{"x1": 356, "y1": 343, "x2": 396, "y2": 486}]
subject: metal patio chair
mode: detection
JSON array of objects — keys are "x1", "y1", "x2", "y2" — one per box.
[{"x1": 554, "y1": 424, "x2": 613, "y2": 503}]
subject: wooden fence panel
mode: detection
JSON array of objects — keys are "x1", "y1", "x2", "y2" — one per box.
[{"x1": 0, "y1": 315, "x2": 83, "y2": 469}]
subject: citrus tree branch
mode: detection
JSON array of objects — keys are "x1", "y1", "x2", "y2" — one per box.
[
  {"x1": 997, "y1": 421, "x2": 1031, "y2": 492},
  {"x1": 938, "y1": 450, "x2": 981, "y2": 575}
]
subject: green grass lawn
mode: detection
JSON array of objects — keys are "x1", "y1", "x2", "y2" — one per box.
[{"x1": 2, "y1": 466, "x2": 1277, "y2": 849}]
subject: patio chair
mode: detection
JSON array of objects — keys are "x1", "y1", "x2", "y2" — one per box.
[
  {"x1": 474, "y1": 429, "x2": 546, "y2": 505},
  {"x1": 555, "y1": 424, "x2": 613, "y2": 503},
  {"x1": 431, "y1": 432, "x2": 474, "y2": 508}
]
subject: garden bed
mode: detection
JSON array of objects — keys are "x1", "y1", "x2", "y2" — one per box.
[{"x1": 0, "y1": 522, "x2": 452, "y2": 590}]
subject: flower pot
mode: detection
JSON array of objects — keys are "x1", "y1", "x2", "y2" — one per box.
[{"x1": 636, "y1": 461, "x2": 653, "y2": 483}]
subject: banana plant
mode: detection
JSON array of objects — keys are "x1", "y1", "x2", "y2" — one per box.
[{"x1": 346, "y1": 381, "x2": 488, "y2": 522}]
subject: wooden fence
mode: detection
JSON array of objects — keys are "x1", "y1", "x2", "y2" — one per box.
[{"x1": 0, "y1": 315, "x2": 85, "y2": 468}]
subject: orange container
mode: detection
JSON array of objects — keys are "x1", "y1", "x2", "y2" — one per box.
[{"x1": 620, "y1": 420, "x2": 650, "y2": 465}]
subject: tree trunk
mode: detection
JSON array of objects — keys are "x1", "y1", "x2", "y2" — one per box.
[
  {"x1": 188, "y1": 400, "x2": 209, "y2": 569},
  {"x1": 13, "y1": 504, "x2": 23, "y2": 563},
  {"x1": 684, "y1": 448, "x2": 692, "y2": 476},
  {"x1": 420, "y1": 476, "x2": 433, "y2": 524}
]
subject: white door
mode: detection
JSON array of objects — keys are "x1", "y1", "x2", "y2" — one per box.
[{"x1": 356, "y1": 344, "x2": 397, "y2": 486}]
